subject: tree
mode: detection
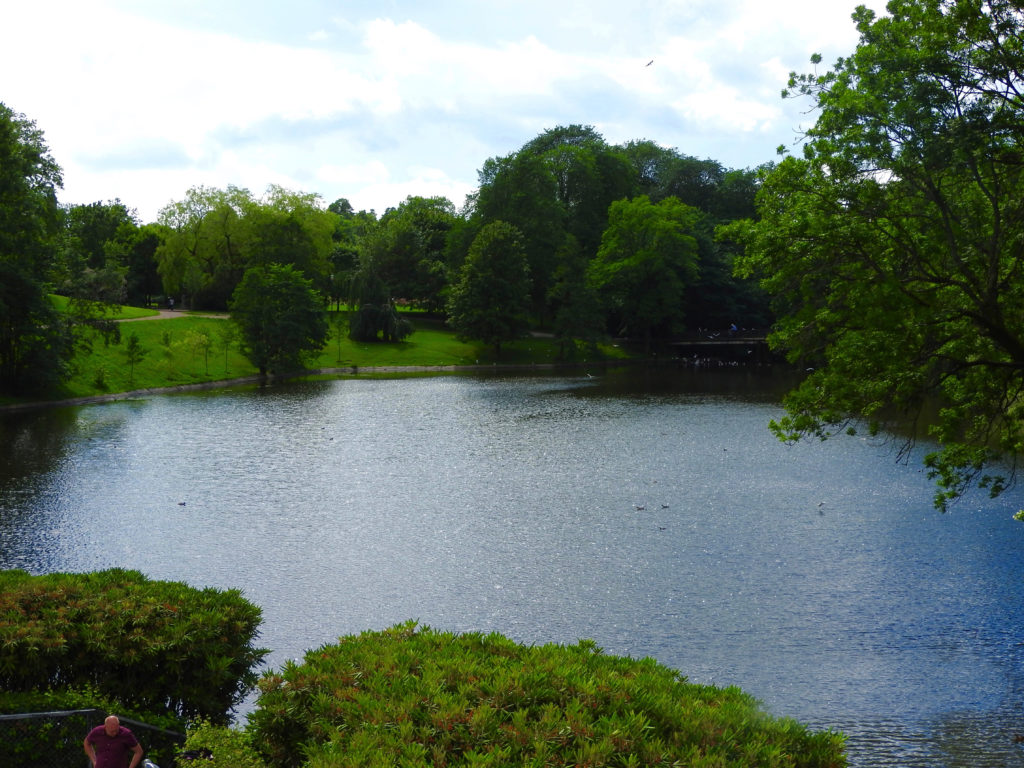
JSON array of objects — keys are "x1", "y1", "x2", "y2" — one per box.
[
  {"x1": 346, "y1": 243, "x2": 414, "y2": 343},
  {"x1": 588, "y1": 196, "x2": 701, "y2": 351},
  {"x1": 246, "y1": 185, "x2": 336, "y2": 295},
  {"x1": 473, "y1": 152, "x2": 565, "y2": 319},
  {"x1": 156, "y1": 186, "x2": 255, "y2": 310},
  {"x1": 0, "y1": 103, "x2": 70, "y2": 395},
  {"x1": 726, "y1": 0, "x2": 1024, "y2": 508},
  {"x1": 0, "y1": 262, "x2": 71, "y2": 394},
  {"x1": 122, "y1": 332, "x2": 147, "y2": 386},
  {"x1": 548, "y1": 234, "x2": 604, "y2": 356},
  {"x1": 327, "y1": 200, "x2": 376, "y2": 310},
  {"x1": 356, "y1": 195, "x2": 455, "y2": 312},
  {"x1": 446, "y1": 221, "x2": 531, "y2": 355},
  {"x1": 123, "y1": 222, "x2": 166, "y2": 308},
  {"x1": 229, "y1": 263, "x2": 328, "y2": 376}
]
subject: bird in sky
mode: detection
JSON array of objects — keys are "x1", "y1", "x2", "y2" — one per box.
[{"x1": 646, "y1": 59, "x2": 654, "y2": 66}]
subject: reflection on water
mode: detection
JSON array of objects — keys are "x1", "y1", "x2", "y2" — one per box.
[{"x1": 1, "y1": 367, "x2": 1022, "y2": 767}]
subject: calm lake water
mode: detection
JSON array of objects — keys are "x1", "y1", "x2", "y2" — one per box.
[{"x1": 1, "y1": 366, "x2": 1022, "y2": 767}]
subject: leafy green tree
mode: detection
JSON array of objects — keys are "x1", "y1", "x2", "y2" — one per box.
[
  {"x1": 447, "y1": 221, "x2": 531, "y2": 355},
  {"x1": 0, "y1": 103, "x2": 70, "y2": 395},
  {"x1": 357, "y1": 195, "x2": 455, "y2": 311},
  {"x1": 122, "y1": 332, "x2": 147, "y2": 386},
  {"x1": 589, "y1": 196, "x2": 701, "y2": 351},
  {"x1": 548, "y1": 234, "x2": 604, "y2": 356},
  {"x1": 156, "y1": 185, "x2": 255, "y2": 310},
  {"x1": 216, "y1": 322, "x2": 239, "y2": 373},
  {"x1": 246, "y1": 185, "x2": 335, "y2": 294},
  {"x1": 346, "y1": 246, "x2": 414, "y2": 343},
  {"x1": 123, "y1": 222, "x2": 166, "y2": 307},
  {"x1": 59, "y1": 200, "x2": 136, "y2": 272},
  {"x1": 229, "y1": 263, "x2": 328, "y2": 376},
  {"x1": 327, "y1": 199, "x2": 376, "y2": 310},
  {"x1": 521, "y1": 125, "x2": 637, "y2": 257},
  {"x1": 0, "y1": 262, "x2": 71, "y2": 394},
  {"x1": 473, "y1": 152, "x2": 565, "y2": 320},
  {"x1": 726, "y1": 0, "x2": 1024, "y2": 508}
]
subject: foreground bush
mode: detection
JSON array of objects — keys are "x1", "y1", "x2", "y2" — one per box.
[
  {"x1": 178, "y1": 719, "x2": 267, "y2": 768},
  {"x1": 249, "y1": 621, "x2": 846, "y2": 768},
  {"x1": 0, "y1": 568, "x2": 268, "y2": 722}
]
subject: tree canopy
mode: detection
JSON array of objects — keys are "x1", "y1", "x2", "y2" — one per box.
[
  {"x1": 156, "y1": 185, "x2": 338, "y2": 311},
  {"x1": 726, "y1": 0, "x2": 1024, "y2": 508},
  {"x1": 229, "y1": 263, "x2": 329, "y2": 376},
  {"x1": 590, "y1": 196, "x2": 702, "y2": 351},
  {"x1": 446, "y1": 221, "x2": 532, "y2": 355},
  {"x1": 0, "y1": 103, "x2": 70, "y2": 395}
]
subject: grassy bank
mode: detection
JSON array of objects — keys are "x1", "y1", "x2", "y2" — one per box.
[{"x1": 3, "y1": 309, "x2": 630, "y2": 406}]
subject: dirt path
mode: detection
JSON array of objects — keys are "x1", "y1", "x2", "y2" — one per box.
[{"x1": 118, "y1": 309, "x2": 228, "y2": 321}]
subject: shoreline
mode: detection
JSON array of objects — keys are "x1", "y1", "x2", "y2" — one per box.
[{"x1": 0, "y1": 360, "x2": 624, "y2": 413}]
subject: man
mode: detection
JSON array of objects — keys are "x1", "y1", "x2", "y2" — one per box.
[{"x1": 83, "y1": 715, "x2": 144, "y2": 768}]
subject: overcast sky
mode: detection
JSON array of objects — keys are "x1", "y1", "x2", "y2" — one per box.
[{"x1": 1, "y1": 0, "x2": 880, "y2": 223}]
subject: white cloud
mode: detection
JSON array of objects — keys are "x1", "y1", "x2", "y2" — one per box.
[{"x1": 0, "y1": 0, "x2": 881, "y2": 221}]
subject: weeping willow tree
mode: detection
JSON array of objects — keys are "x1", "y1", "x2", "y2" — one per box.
[{"x1": 347, "y1": 259, "x2": 413, "y2": 343}]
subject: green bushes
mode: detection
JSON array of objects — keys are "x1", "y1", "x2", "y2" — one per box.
[
  {"x1": 0, "y1": 568, "x2": 268, "y2": 723},
  {"x1": 248, "y1": 621, "x2": 846, "y2": 768},
  {"x1": 178, "y1": 720, "x2": 268, "y2": 768}
]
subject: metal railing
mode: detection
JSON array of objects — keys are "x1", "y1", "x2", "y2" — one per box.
[{"x1": 0, "y1": 708, "x2": 186, "y2": 768}]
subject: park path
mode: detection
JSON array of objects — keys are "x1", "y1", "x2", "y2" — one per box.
[{"x1": 118, "y1": 309, "x2": 228, "y2": 321}]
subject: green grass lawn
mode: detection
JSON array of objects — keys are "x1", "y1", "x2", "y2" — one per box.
[{"x1": 13, "y1": 310, "x2": 628, "y2": 404}]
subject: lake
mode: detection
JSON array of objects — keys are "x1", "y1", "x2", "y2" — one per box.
[{"x1": 1, "y1": 366, "x2": 1022, "y2": 767}]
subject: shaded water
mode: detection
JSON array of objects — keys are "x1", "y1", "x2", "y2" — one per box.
[{"x1": 1, "y1": 367, "x2": 1022, "y2": 766}]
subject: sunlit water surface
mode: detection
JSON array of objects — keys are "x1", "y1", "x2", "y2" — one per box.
[{"x1": 1, "y1": 368, "x2": 1022, "y2": 767}]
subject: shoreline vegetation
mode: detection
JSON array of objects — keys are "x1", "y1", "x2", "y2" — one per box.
[{"x1": 0, "y1": 304, "x2": 647, "y2": 412}]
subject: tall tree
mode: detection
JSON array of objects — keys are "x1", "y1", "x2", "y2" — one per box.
[
  {"x1": 249, "y1": 185, "x2": 335, "y2": 293},
  {"x1": 589, "y1": 196, "x2": 701, "y2": 352},
  {"x1": 156, "y1": 185, "x2": 255, "y2": 310},
  {"x1": 229, "y1": 263, "x2": 328, "y2": 376},
  {"x1": 548, "y1": 234, "x2": 604, "y2": 356},
  {"x1": 356, "y1": 195, "x2": 455, "y2": 311},
  {"x1": 726, "y1": 0, "x2": 1024, "y2": 507},
  {"x1": 0, "y1": 103, "x2": 70, "y2": 395},
  {"x1": 327, "y1": 199, "x2": 375, "y2": 309},
  {"x1": 473, "y1": 152, "x2": 565, "y2": 319},
  {"x1": 447, "y1": 221, "x2": 531, "y2": 355}
]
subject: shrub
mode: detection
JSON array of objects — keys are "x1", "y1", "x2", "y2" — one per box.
[
  {"x1": 178, "y1": 720, "x2": 267, "y2": 768},
  {"x1": 0, "y1": 569, "x2": 268, "y2": 723},
  {"x1": 249, "y1": 621, "x2": 846, "y2": 768}
]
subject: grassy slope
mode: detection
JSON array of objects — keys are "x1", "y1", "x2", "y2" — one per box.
[{"x1": 6, "y1": 309, "x2": 628, "y2": 404}]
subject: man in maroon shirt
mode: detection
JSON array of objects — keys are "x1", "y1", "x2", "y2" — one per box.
[{"x1": 83, "y1": 715, "x2": 144, "y2": 768}]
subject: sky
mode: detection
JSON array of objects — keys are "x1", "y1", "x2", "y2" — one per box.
[{"x1": 0, "y1": 0, "x2": 881, "y2": 223}]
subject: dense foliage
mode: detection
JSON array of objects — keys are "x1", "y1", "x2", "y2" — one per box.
[
  {"x1": 156, "y1": 185, "x2": 335, "y2": 311},
  {"x1": 3, "y1": 92, "x2": 769, "y2": 394},
  {"x1": 446, "y1": 221, "x2": 532, "y2": 354},
  {"x1": 0, "y1": 568, "x2": 268, "y2": 722},
  {"x1": 589, "y1": 196, "x2": 702, "y2": 350},
  {"x1": 726, "y1": 0, "x2": 1024, "y2": 507},
  {"x1": 178, "y1": 719, "x2": 267, "y2": 768},
  {"x1": 0, "y1": 103, "x2": 71, "y2": 395},
  {"x1": 248, "y1": 622, "x2": 845, "y2": 768},
  {"x1": 230, "y1": 263, "x2": 330, "y2": 376}
]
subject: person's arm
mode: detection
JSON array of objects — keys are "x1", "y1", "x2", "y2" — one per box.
[
  {"x1": 128, "y1": 742, "x2": 144, "y2": 768},
  {"x1": 83, "y1": 736, "x2": 97, "y2": 767}
]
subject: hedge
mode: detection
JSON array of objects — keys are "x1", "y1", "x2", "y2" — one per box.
[
  {"x1": 248, "y1": 621, "x2": 846, "y2": 768},
  {"x1": 0, "y1": 568, "x2": 268, "y2": 722}
]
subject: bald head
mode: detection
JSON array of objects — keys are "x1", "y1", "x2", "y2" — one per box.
[{"x1": 103, "y1": 716, "x2": 120, "y2": 737}]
